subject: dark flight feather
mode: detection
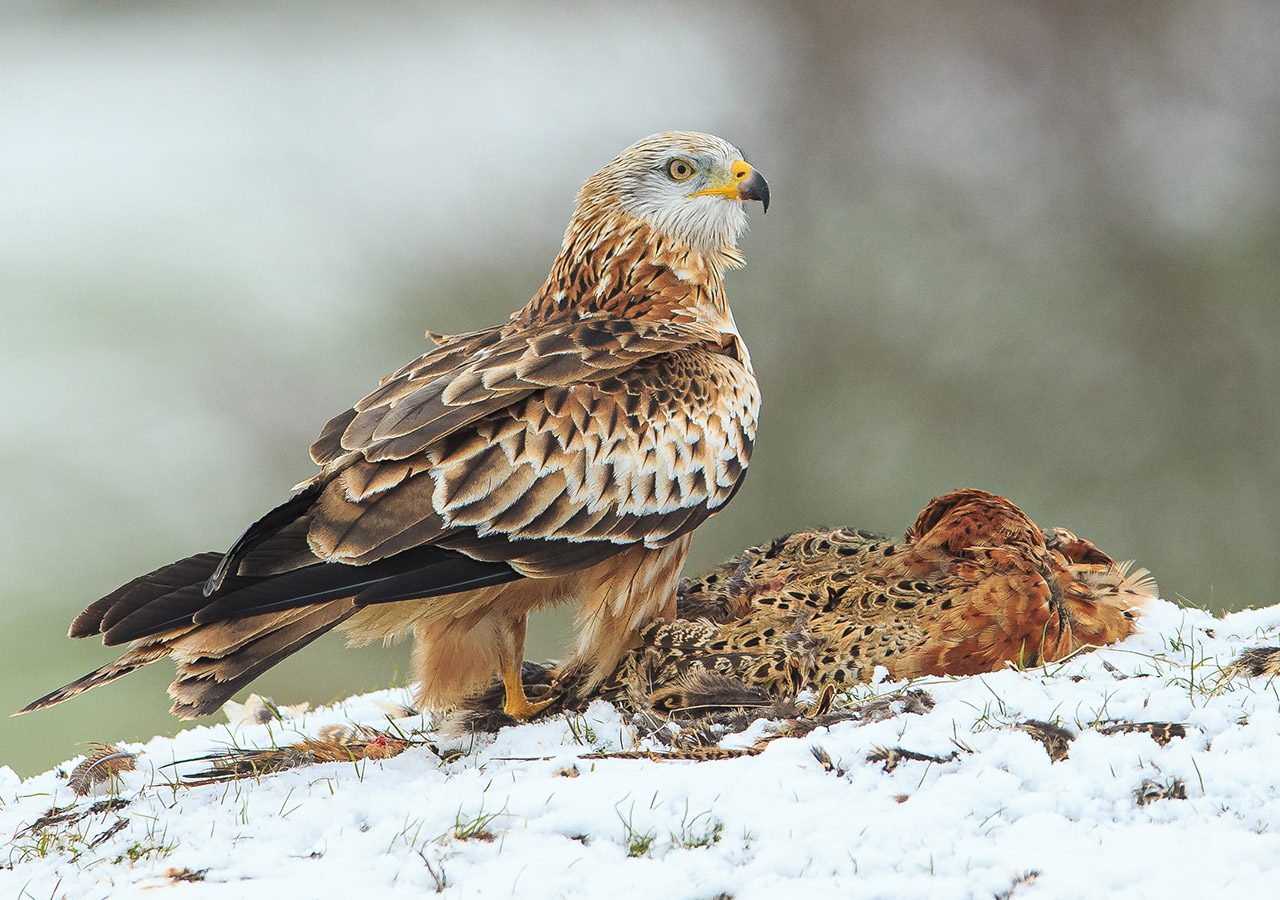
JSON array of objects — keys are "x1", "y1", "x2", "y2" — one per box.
[
  {"x1": 204, "y1": 482, "x2": 323, "y2": 595},
  {"x1": 191, "y1": 547, "x2": 519, "y2": 623},
  {"x1": 69, "y1": 553, "x2": 223, "y2": 639},
  {"x1": 95, "y1": 546, "x2": 521, "y2": 645}
]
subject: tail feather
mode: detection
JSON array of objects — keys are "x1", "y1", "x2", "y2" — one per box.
[
  {"x1": 29, "y1": 520, "x2": 524, "y2": 716},
  {"x1": 18, "y1": 603, "x2": 357, "y2": 719},
  {"x1": 15, "y1": 642, "x2": 171, "y2": 715},
  {"x1": 69, "y1": 553, "x2": 223, "y2": 639},
  {"x1": 168, "y1": 603, "x2": 357, "y2": 718}
]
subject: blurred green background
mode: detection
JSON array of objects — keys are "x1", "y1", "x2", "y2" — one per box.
[{"x1": 3, "y1": 1, "x2": 1278, "y2": 776}]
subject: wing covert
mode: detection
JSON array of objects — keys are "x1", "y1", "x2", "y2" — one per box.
[
  {"x1": 309, "y1": 317, "x2": 726, "y2": 467},
  {"x1": 306, "y1": 343, "x2": 759, "y2": 578}
]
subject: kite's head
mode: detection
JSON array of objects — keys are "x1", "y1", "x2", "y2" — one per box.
[{"x1": 576, "y1": 131, "x2": 769, "y2": 256}]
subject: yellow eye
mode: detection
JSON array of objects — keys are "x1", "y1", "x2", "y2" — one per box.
[{"x1": 666, "y1": 158, "x2": 696, "y2": 182}]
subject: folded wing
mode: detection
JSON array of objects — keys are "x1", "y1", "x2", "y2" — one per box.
[{"x1": 72, "y1": 316, "x2": 759, "y2": 646}]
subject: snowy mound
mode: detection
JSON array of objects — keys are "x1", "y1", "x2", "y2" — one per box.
[{"x1": 4, "y1": 597, "x2": 1280, "y2": 899}]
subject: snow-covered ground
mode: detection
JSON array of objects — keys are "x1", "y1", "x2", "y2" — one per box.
[{"x1": 5, "y1": 597, "x2": 1280, "y2": 899}]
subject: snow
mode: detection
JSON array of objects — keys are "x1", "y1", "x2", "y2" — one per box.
[{"x1": 5, "y1": 597, "x2": 1280, "y2": 899}]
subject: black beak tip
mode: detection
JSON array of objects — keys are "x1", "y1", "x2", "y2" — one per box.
[{"x1": 739, "y1": 170, "x2": 770, "y2": 214}]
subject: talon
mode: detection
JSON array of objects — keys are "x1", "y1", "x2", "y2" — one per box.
[
  {"x1": 502, "y1": 660, "x2": 556, "y2": 721},
  {"x1": 503, "y1": 692, "x2": 556, "y2": 721}
]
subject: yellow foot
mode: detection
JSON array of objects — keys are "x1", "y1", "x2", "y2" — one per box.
[
  {"x1": 500, "y1": 658, "x2": 557, "y2": 720},
  {"x1": 502, "y1": 691, "x2": 556, "y2": 721}
]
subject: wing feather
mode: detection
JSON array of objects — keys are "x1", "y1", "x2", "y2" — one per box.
[
  {"x1": 300, "y1": 342, "x2": 757, "y2": 579},
  {"x1": 311, "y1": 318, "x2": 726, "y2": 467}
]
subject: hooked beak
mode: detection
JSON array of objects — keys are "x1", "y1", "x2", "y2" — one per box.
[
  {"x1": 690, "y1": 160, "x2": 771, "y2": 213},
  {"x1": 736, "y1": 163, "x2": 770, "y2": 213}
]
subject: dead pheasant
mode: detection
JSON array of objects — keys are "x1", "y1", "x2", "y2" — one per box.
[{"x1": 599, "y1": 488, "x2": 1155, "y2": 713}]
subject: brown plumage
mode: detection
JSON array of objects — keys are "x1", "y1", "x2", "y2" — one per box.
[
  {"x1": 458, "y1": 489, "x2": 1155, "y2": 721},
  {"x1": 607, "y1": 488, "x2": 1154, "y2": 712},
  {"x1": 19, "y1": 131, "x2": 769, "y2": 721}
]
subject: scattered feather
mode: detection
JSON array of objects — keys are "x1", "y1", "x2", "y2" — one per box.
[
  {"x1": 222, "y1": 693, "x2": 310, "y2": 726},
  {"x1": 1135, "y1": 778, "x2": 1187, "y2": 805},
  {"x1": 1013, "y1": 720, "x2": 1074, "y2": 761},
  {"x1": 1098, "y1": 722, "x2": 1188, "y2": 746},
  {"x1": 67, "y1": 743, "x2": 137, "y2": 796}
]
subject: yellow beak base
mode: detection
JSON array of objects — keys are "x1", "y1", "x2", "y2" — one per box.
[{"x1": 689, "y1": 160, "x2": 770, "y2": 212}]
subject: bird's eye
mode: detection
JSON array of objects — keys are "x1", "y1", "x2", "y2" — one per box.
[{"x1": 666, "y1": 158, "x2": 696, "y2": 182}]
